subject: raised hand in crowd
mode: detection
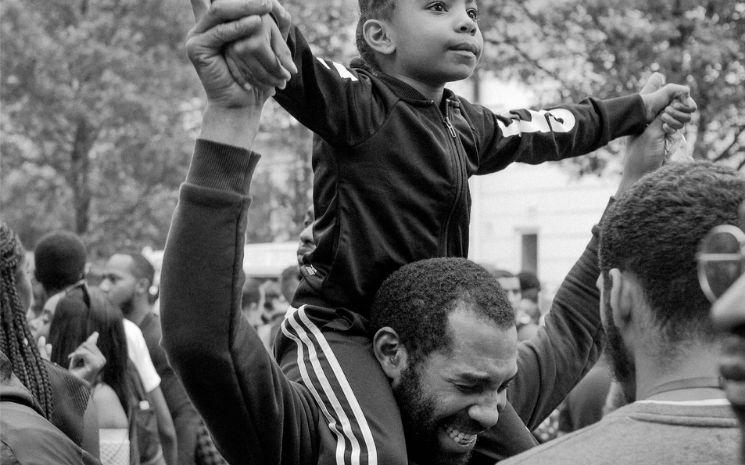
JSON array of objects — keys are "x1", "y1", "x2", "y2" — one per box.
[
  {"x1": 616, "y1": 72, "x2": 695, "y2": 197},
  {"x1": 186, "y1": 0, "x2": 293, "y2": 148},
  {"x1": 67, "y1": 331, "x2": 106, "y2": 386}
]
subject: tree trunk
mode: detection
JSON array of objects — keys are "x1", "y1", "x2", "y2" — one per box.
[{"x1": 68, "y1": 118, "x2": 97, "y2": 235}]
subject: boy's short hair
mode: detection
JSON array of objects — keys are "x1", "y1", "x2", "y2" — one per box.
[{"x1": 355, "y1": 0, "x2": 397, "y2": 70}]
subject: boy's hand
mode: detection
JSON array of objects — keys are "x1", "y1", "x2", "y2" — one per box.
[
  {"x1": 224, "y1": 0, "x2": 297, "y2": 91},
  {"x1": 187, "y1": 0, "x2": 278, "y2": 108},
  {"x1": 639, "y1": 75, "x2": 696, "y2": 128}
]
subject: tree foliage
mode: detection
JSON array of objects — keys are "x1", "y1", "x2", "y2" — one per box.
[
  {"x1": 476, "y1": 0, "x2": 745, "y2": 172},
  {"x1": 2, "y1": 0, "x2": 742, "y2": 258},
  {"x1": 1, "y1": 0, "x2": 197, "y2": 256}
]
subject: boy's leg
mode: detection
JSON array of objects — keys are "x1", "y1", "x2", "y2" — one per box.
[{"x1": 277, "y1": 305, "x2": 408, "y2": 465}]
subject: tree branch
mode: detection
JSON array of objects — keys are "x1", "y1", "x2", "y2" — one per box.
[{"x1": 712, "y1": 125, "x2": 745, "y2": 163}]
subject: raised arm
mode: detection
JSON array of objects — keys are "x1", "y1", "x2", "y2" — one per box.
[
  {"x1": 474, "y1": 74, "x2": 678, "y2": 461},
  {"x1": 160, "y1": 2, "x2": 319, "y2": 463}
]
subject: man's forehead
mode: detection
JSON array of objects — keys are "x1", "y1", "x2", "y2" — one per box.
[
  {"x1": 435, "y1": 308, "x2": 518, "y2": 373},
  {"x1": 104, "y1": 254, "x2": 134, "y2": 275}
]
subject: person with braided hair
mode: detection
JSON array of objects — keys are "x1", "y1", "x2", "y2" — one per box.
[{"x1": 0, "y1": 222, "x2": 100, "y2": 463}]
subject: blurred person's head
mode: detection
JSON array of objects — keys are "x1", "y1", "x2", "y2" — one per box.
[
  {"x1": 48, "y1": 285, "x2": 131, "y2": 412},
  {"x1": 599, "y1": 162, "x2": 745, "y2": 400},
  {"x1": 297, "y1": 205, "x2": 315, "y2": 265},
  {"x1": 241, "y1": 277, "x2": 262, "y2": 327},
  {"x1": 490, "y1": 269, "x2": 521, "y2": 311},
  {"x1": 517, "y1": 271, "x2": 541, "y2": 304},
  {"x1": 370, "y1": 257, "x2": 516, "y2": 465},
  {"x1": 0, "y1": 223, "x2": 54, "y2": 418},
  {"x1": 33, "y1": 230, "x2": 87, "y2": 295},
  {"x1": 260, "y1": 280, "x2": 288, "y2": 322},
  {"x1": 99, "y1": 253, "x2": 156, "y2": 320},
  {"x1": 279, "y1": 265, "x2": 301, "y2": 304}
]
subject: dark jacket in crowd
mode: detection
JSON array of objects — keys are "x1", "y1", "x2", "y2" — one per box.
[{"x1": 0, "y1": 352, "x2": 100, "y2": 465}]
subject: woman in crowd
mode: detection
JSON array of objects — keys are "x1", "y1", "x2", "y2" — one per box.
[
  {"x1": 48, "y1": 284, "x2": 132, "y2": 465},
  {"x1": 0, "y1": 222, "x2": 100, "y2": 461}
]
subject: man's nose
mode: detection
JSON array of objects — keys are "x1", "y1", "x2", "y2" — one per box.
[
  {"x1": 99, "y1": 279, "x2": 111, "y2": 292},
  {"x1": 468, "y1": 390, "x2": 505, "y2": 429}
]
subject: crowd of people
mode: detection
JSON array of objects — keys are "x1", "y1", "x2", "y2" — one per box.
[{"x1": 2, "y1": 0, "x2": 744, "y2": 464}]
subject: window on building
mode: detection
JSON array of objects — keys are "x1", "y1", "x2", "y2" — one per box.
[{"x1": 521, "y1": 233, "x2": 538, "y2": 275}]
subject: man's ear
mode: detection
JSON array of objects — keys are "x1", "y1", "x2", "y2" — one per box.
[
  {"x1": 363, "y1": 19, "x2": 395, "y2": 56},
  {"x1": 608, "y1": 268, "x2": 641, "y2": 329},
  {"x1": 134, "y1": 278, "x2": 150, "y2": 297},
  {"x1": 373, "y1": 326, "x2": 407, "y2": 383}
]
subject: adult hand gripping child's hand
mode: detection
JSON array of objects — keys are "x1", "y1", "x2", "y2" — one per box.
[
  {"x1": 187, "y1": 0, "x2": 290, "y2": 108},
  {"x1": 617, "y1": 72, "x2": 681, "y2": 196},
  {"x1": 638, "y1": 74, "x2": 697, "y2": 132},
  {"x1": 223, "y1": 0, "x2": 297, "y2": 92}
]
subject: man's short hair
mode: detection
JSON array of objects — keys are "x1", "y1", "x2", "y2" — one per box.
[
  {"x1": 518, "y1": 271, "x2": 541, "y2": 292},
  {"x1": 599, "y1": 161, "x2": 745, "y2": 344},
  {"x1": 370, "y1": 257, "x2": 514, "y2": 365},
  {"x1": 34, "y1": 230, "x2": 86, "y2": 292},
  {"x1": 124, "y1": 253, "x2": 155, "y2": 285}
]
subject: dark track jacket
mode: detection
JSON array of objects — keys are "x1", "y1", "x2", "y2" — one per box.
[
  {"x1": 275, "y1": 26, "x2": 646, "y2": 317},
  {"x1": 160, "y1": 140, "x2": 607, "y2": 464}
]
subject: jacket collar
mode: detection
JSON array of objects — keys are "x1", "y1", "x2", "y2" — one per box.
[
  {"x1": 0, "y1": 352, "x2": 45, "y2": 416},
  {"x1": 375, "y1": 72, "x2": 458, "y2": 106}
]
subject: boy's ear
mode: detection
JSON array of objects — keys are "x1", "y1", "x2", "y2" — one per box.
[
  {"x1": 363, "y1": 19, "x2": 395, "y2": 56},
  {"x1": 372, "y1": 327, "x2": 407, "y2": 385}
]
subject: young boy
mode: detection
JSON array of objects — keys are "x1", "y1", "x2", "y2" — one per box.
[{"x1": 225, "y1": 0, "x2": 696, "y2": 462}]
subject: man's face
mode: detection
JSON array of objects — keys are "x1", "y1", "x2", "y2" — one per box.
[
  {"x1": 496, "y1": 277, "x2": 521, "y2": 311},
  {"x1": 394, "y1": 306, "x2": 518, "y2": 465},
  {"x1": 597, "y1": 274, "x2": 635, "y2": 392},
  {"x1": 99, "y1": 254, "x2": 137, "y2": 315}
]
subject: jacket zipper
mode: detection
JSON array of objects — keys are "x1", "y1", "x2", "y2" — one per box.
[{"x1": 441, "y1": 104, "x2": 465, "y2": 256}]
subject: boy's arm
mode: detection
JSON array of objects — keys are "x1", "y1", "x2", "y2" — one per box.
[
  {"x1": 161, "y1": 3, "x2": 320, "y2": 463},
  {"x1": 469, "y1": 74, "x2": 693, "y2": 173},
  {"x1": 227, "y1": 22, "x2": 387, "y2": 147},
  {"x1": 481, "y1": 91, "x2": 670, "y2": 454}
]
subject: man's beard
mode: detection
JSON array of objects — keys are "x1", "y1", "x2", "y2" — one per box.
[
  {"x1": 119, "y1": 295, "x2": 134, "y2": 316},
  {"x1": 603, "y1": 303, "x2": 635, "y2": 400},
  {"x1": 393, "y1": 364, "x2": 472, "y2": 465}
]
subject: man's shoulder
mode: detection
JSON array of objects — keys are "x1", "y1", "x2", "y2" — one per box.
[{"x1": 500, "y1": 402, "x2": 739, "y2": 465}]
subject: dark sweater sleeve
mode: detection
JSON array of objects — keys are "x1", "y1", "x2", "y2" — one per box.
[
  {"x1": 160, "y1": 139, "x2": 319, "y2": 465},
  {"x1": 471, "y1": 95, "x2": 647, "y2": 174},
  {"x1": 508, "y1": 202, "x2": 611, "y2": 427},
  {"x1": 473, "y1": 200, "x2": 612, "y2": 462}
]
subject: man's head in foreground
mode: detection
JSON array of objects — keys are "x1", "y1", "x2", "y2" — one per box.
[
  {"x1": 598, "y1": 161, "x2": 745, "y2": 400},
  {"x1": 370, "y1": 257, "x2": 517, "y2": 465}
]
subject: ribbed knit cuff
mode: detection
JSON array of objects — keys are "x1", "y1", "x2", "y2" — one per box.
[{"x1": 186, "y1": 139, "x2": 261, "y2": 196}]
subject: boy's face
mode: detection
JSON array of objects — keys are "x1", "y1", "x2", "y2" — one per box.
[{"x1": 384, "y1": 0, "x2": 482, "y2": 86}]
